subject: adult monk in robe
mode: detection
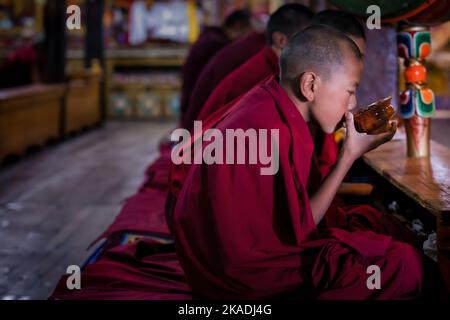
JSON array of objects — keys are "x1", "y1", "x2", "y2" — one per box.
[
  {"x1": 172, "y1": 26, "x2": 423, "y2": 299},
  {"x1": 182, "y1": 32, "x2": 266, "y2": 130},
  {"x1": 180, "y1": 10, "x2": 252, "y2": 120},
  {"x1": 198, "y1": 10, "x2": 366, "y2": 179}
]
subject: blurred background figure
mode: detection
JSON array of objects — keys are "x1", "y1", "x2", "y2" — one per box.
[
  {"x1": 180, "y1": 9, "x2": 252, "y2": 121},
  {"x1": 0, "y1": 31, "x2": 43, "y2": 88}
]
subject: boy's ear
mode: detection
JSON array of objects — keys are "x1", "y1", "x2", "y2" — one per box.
[
  {"x1": 271, "y1": 31, "x2": 288, "y2": 50},
  {"x1": 299, "y1": 72, "x2": 318, "y2": 102}
]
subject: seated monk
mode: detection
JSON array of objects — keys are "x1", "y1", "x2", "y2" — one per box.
[
  {"x1": 180, "y1": 10, "x2": 252, "y2": 120},
  {"x1": 172, "y1": 25, "x2": 423, "y2": 300},
  {"x1": 197, "y1": 4, "x2": 313, "y2": 122},
  {"x1": 182, "y1": 32, "x2": 266, "y2": 131}
]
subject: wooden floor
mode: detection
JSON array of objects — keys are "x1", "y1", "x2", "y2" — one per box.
[
  {"x1": 0, "y1": 120, "x2": 176, "y2": 300},
  {"x1": 0, "y1": 118, "x2": 447, "y2": 300}
]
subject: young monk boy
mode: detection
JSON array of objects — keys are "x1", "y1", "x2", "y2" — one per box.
[{"x1": 172, "y1": 25, "x2": 423, "y2": 300}]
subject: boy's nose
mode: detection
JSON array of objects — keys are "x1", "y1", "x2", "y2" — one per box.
[{"x1": 348, "y1": 97, "x2": 357, "y2": 111}]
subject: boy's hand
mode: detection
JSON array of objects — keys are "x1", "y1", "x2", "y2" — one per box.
[{"x1": 341, "y1": 112, "x2": 397, "y2": 162}]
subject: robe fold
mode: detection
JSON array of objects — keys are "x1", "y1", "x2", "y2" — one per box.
[
  {"x1": 50, "y1": 238, "x2": 191, "y2": 300},
  {"x1": 182, "y1": 32, "x2": 266, "y2": 130},
  {"x1": 180, "y1": 27, "x2": 230, "y2": 120},
  {"x1": 140, "y1": 141, "x2": 173, "y2": 191},
  {"x1": 173, "y1": 76, "x2": 423, "y2": 300}
]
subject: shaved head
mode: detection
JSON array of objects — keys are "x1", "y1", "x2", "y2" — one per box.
[
  {"x1": 266, "y1": 3, "x2": 313, "y2": 45},
  {"x1": 223, "y1": 9, "x2": 251, "y2": 30},
  {"x1": 280, "y1": 24, "x2": 363, "y2": 83}
]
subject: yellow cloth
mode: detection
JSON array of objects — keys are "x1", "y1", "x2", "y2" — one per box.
[{"x1": 187, "y1": 0, "x2": 200, "y2": 44}]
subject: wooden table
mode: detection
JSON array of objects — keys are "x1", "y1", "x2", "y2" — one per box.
[{"x1": 363, "y1": 130, "x2": 450, "y2": 292}]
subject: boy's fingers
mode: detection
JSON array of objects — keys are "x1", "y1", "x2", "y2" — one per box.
[{"x1": 345, "y1": 112, "x2": 355, "y2": 132}]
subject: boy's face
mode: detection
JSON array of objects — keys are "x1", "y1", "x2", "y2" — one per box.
[{"x1": 310, "y1": 56, "x2": 363, "y2": 134}]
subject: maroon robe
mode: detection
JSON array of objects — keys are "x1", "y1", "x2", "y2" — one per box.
[
  {"x1": 180, "y1": 26, "x2": 230, "y2": 119},
  {"x1": 198, "y1": 46, "x2": 278, "y2": 121},
  {"x1": 50, "y1": 238, "x2": 191, "y2": 300},
  {"x1": 182, "y1": 32, "x2": 266, "y2": 130},
  {"x1": 173, "y1": 77, "x2": 423, "y2": 299}
]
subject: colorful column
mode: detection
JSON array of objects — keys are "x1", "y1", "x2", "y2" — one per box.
[{"x1": 397, "y1": 25, "x2": 435, "y2": 157}]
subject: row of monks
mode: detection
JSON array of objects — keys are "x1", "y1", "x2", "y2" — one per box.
[{"x1": 50, "y1": 4, "x2": 425, "y2": 300}]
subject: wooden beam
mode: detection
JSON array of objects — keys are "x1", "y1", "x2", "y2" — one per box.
[
  {"x1": 85, "y1": 0, "x2": 104, "y2": 68},
  {"x1": 43, "y1": 0, "x2": 67, "y2": 83}
]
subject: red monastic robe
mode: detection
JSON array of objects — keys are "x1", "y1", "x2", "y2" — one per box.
[
  {"x1": 173, "y1": 77, "x2": 423, "y2": 299},
  {"x1": 182, "y1": 32, "x2": 266, "y2": 130},
  {"x1": 180, "y1": 27, "x2": 230, "y2": 119},
  {"x1": 50, "y1": 239, "x2": 191, "y2": 300}
]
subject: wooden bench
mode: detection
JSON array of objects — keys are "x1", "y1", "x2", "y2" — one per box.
[
  {"x1": 0, "y1": 72, "x2": 102, "y2": 162},
  {"x1": 64, "y1": 72, "x2": 102, "y2": 135},
  {"x1": 0, "y1": 84, "x2": 65, "y2": 161}
]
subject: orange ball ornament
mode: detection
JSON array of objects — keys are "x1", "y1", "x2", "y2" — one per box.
[{"x1": 404, "y1": 62, "x2": 427, "y2": 84}]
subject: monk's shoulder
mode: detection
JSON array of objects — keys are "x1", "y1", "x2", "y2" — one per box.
[
  {"x1": 225, "y1": 49, "x2": 266, "y2": 82},
  {"x1": 219, "y1": 87, "x2": 290, "y2": 138}
]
